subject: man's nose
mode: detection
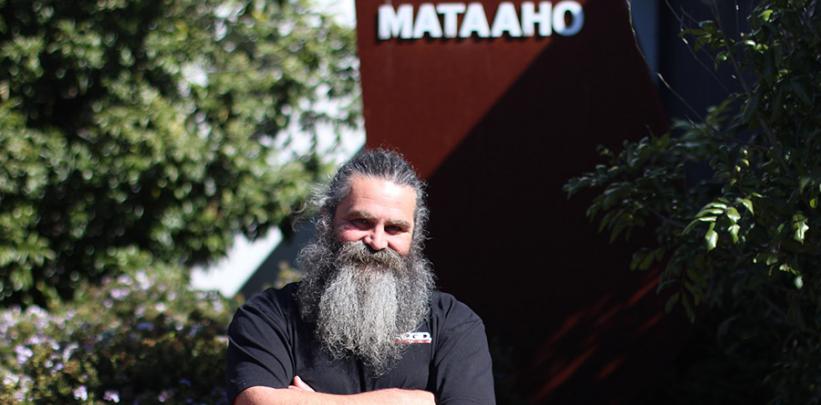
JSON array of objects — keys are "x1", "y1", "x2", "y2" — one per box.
[{"x1": 364, "y1": 227, "x2": 388, "y2": 251}]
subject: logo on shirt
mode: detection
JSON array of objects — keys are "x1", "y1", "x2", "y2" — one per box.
[{"x1": 395, "y1": 331, "x2": 432, "y2": 344}]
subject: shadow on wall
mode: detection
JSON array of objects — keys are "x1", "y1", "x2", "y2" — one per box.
[{"x1": 357, "y1": 0, "x2": 687, "y2": 403}]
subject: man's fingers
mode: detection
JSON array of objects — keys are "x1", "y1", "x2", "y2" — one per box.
[{"x1": 293, "y1": 375, "x2": 315, "y2": 392}]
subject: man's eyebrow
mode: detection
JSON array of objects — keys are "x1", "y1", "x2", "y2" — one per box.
[
  {"x1": 386, "y1": 218, "x2": 412, "y2": 229},
  {"x1": 347, "y1": 211, "x2": 411, "y2": 229},
  {"x1": 347, "y1": 210, "x2": 376, "y2": 220}
]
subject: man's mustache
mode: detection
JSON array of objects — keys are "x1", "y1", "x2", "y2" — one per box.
[{"x1": 333, "y1": 241, "x2": 406, "y2": 270}]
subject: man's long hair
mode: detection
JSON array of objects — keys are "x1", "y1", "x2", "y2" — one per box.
[{"x1": 296, "y1": 149, "x2": 435, "y2": 374}]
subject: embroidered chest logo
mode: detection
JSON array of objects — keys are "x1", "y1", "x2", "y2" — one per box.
[{"x1": 395, "y1": 331, "x2": 432, "y2": 344}]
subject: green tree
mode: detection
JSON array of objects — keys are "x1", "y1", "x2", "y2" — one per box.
[
  {"x1": 0, "y1": 0, "x2": 358, "y2": 307},
  {"x1": 565, "y1": 1, "x2": 819, "y2": 403}
]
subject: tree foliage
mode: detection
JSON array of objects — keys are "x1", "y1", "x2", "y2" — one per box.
[
  {"x1": 565, "y1": 1, "x2": 820, "y2": 403},
  {"x1": 0, "y1": 0, "x2": 358, "y2": 306}
]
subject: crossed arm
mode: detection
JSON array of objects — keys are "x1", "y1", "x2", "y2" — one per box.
[{"x1": 234, "y1": 376, "x2": 436, "y2": 405}]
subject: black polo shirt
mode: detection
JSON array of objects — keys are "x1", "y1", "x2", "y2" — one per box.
[{"x1": 226, "y1": 283, "x2": 495, "y2": 404}]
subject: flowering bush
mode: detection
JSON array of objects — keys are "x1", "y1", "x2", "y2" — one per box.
[{"x1": 0, "y1": 269, "x2": 236, "y2": 404}]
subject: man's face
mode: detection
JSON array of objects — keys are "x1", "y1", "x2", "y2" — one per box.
[
  {"x1": 332, "y1": 175, "x2": 416, "y2": 256},
  {"x1": 297, "y1": 174, "x2": 432, "y2": 373}
]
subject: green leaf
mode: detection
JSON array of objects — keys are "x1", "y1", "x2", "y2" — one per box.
[
  {"x1": 726, "y1": 207, "x2": 741, "y2": 223},
  {"x1": 633, "y1": 247, "x2": 664, "y2": 271},
  {"x1": 792, "y1": 213, "x2": 809, "y2": 243},
  {"x1": 706, "y1": 202, "x2": 728, "y2": 210},
  {"x1": 766, "y1": 254, "x2": 779, "y2": 266},
  {"x1": 728, "y1": 224, "x2": 740, "y2": 243},
  {"x1": 799, "y1": 177, "x2": 811, "y2": 192},
  {"x1": 700, "y1": 208, "x2": 726, "y2": 216},
  {"x1": 683, "y1": 216, "x2": 717, "y2": 235},
  {"x1": 736, "y1": 198, "x2": 754, "y2": 215},
  {"x1": 779, "y1": 263, "x2": 796, "y2": 274},
  {"x1": 705, "y1": 223, "x2": 718, "y2": 251},
  {"x1": 759, "y1": 9, "x2": 774, "y2": 22}
]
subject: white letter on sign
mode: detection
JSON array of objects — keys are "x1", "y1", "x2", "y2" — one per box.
[
  {"x1": 491, "y1": 2, "x2": 522, "y2": 37},
  {"x1": 459, "y1": 3, "x2": 490, "y2": 38},
  {"x1": 436, "y1": 3, "x2": 466, "y2": 38},
  {"x1": 378, "y1": 4, "x2": 413, "y2": 40},
  {"x1": 413, "y1": 3, "x2": 443, "y2": 38},
  {"x1": 521, "y1": 2, "x2": 552, "y2": 36},
  {"x1": 553, "y1": 1, "x2": 584, "y2": 36}
]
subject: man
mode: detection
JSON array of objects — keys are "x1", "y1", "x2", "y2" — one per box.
[{"x1": 226, "y1": 149, "x2": 495, "y2": 404}]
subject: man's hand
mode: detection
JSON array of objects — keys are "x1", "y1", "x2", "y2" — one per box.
[
  {"x1": 235, "y1": 377, "x2": 435, "y2": 405},
  {"x1": 288, "y1": 376, "x2": 315, "y2": 392}
]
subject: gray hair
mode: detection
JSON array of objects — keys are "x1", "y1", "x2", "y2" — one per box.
[{"x1": 310, "y1": 148, "x2": 429, "y2": 251}]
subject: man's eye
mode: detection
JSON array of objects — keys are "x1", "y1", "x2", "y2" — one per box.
[
  {"x1": 351, "y1": 219, "x2": 371, "y2": 229},
  {"x1": 385, "y1": 225, "x2": 405, "y2": 234}
]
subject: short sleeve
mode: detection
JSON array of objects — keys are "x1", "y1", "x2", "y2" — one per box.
[
  {"x1": 225, "y1": 287, "x2": 296, "y2": 402},
  {"x1": 430, "y1": 295, "x2": 496, "y2": 405}
]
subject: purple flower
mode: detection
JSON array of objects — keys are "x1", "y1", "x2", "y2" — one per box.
[
  {"x1": 27, "y1": 306, "x2": 47, "y2": 320},
  {"x1": 3, "y1": 374, "x2": 19, "y2": 386},
  {"x1": 25, "y1": 335, "x2": 45, "y2": 346},
  {"x1": 0, "y1": 309, "x2": 19, "y2": 335},
  {"x1": 14, "y1": 345, "x2": 33, "y2": 365},
  {"x1": 110, "y1": 288, "x2": 129, "y2": 300},
  {"x1": 103, "y1": 390, "x2": 120, "y2": 403},
  {"x1": 136, "y1": 322, "x2": 154, "y2": 331},
  {"x1": 73, "y1": 385, "x2": 88, "y2": 401},
  {"x1": 158, "y1": 389, "x2": 173, "y2": 402},
  {"x1": 27, "y1": 306, "x2": 49, "y2": 330},
  {"x1": 135, "y1": 271, "x2": 150, "y2": 290},
  {"x1": 116, "y1": 274, "x2": 133, "y2": 286}
]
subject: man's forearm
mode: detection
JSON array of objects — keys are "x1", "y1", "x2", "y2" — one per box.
[{"x1": 235, "y1": 386, "x2": 435, "y2": 405}]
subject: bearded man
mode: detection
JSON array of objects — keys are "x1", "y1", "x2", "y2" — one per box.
[{"x1": 226, "y1": 149, "x2": 495, "y2": 404}]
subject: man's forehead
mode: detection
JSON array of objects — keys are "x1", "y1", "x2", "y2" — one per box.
[
  {"x1": 338, "y1": 175, "x2": 417, "y2": 217},
  {"x1": 346, "y1": 175, "x2": 417, "y2": 202}
]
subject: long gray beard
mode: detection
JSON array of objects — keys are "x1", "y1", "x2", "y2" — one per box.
[{"x1": 297, "y1": 239, "x2": 434, "y2": 374}]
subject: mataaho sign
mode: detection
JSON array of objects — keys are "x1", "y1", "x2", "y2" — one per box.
[{"x1": 378, "y1": 1, "x2": 585, "y2": 40}]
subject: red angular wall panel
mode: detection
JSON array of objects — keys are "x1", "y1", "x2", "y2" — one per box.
[{"x1": 355, "y1": 1, "x2": 684, "y2": 403}]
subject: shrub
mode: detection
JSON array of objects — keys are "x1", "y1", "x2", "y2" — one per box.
[
  {"x1": 564, "y1": 0, "x2": 821, "y2": 402},
  {"x1": 0, "y1": 267, "x2": 236, "y2": 404}
]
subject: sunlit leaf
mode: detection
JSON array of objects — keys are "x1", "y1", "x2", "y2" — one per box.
[{"x1": 705, "y1": 223, "x2": 718, "y2": 251}]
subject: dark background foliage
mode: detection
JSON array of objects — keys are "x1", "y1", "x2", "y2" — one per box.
[{"x1": 566, "y1": 1, "x2": 820, "y2": 403}]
